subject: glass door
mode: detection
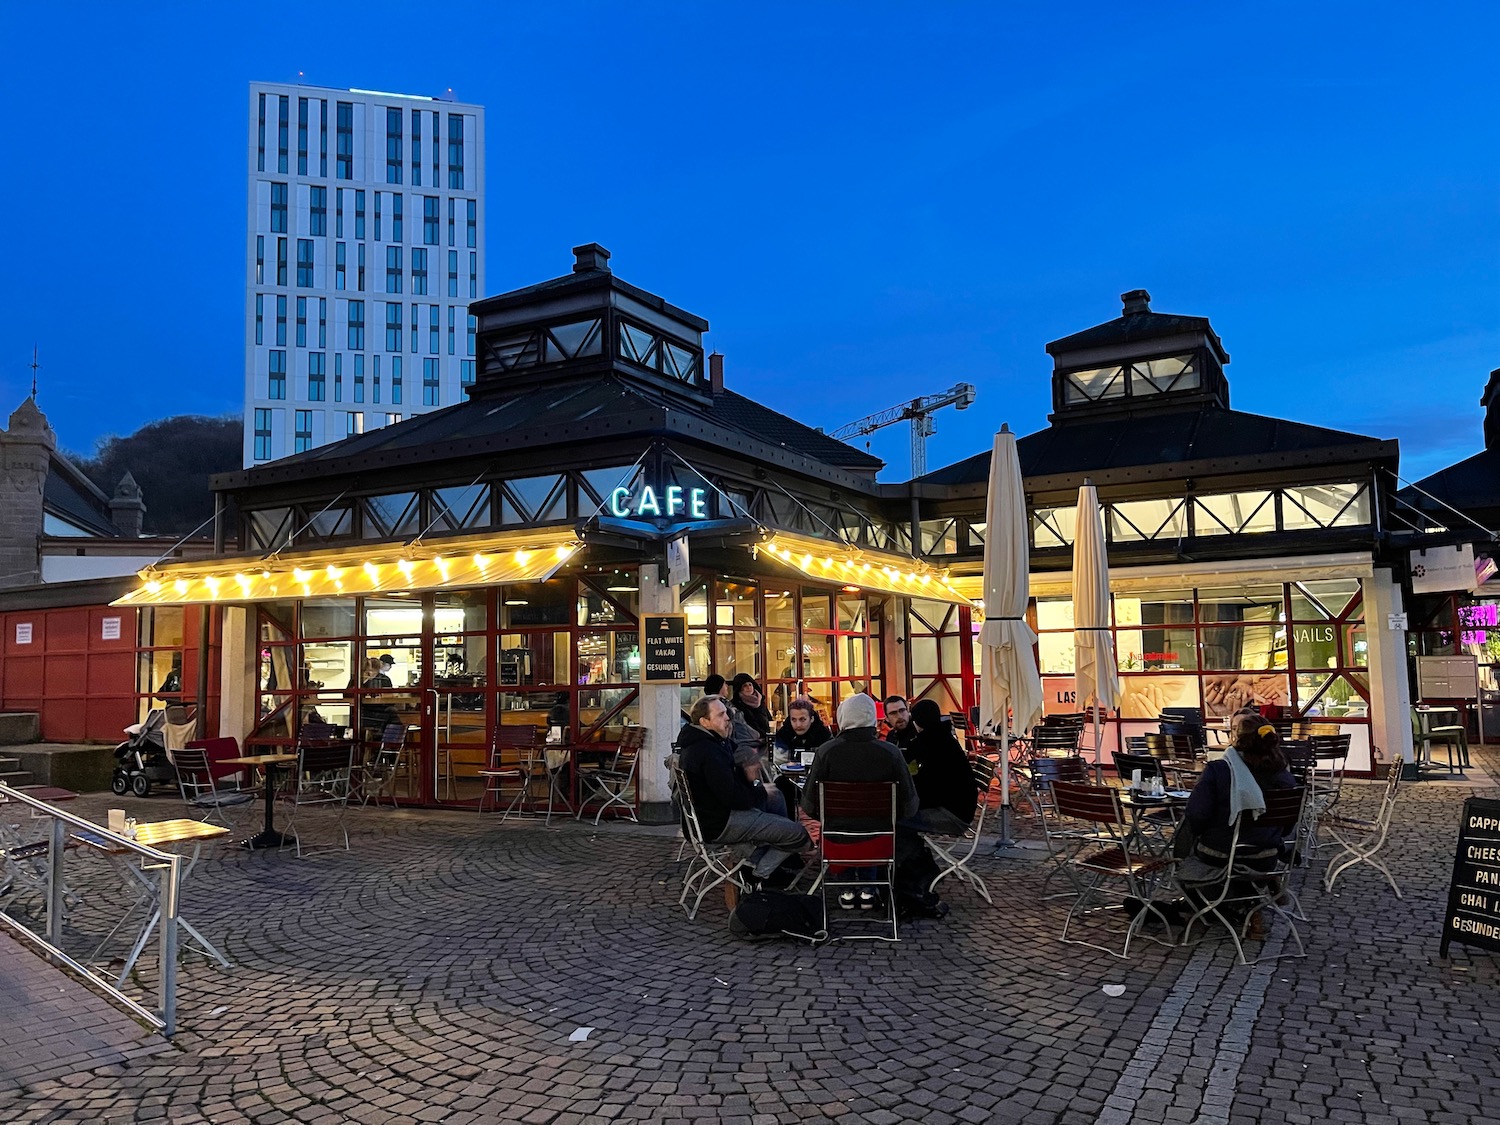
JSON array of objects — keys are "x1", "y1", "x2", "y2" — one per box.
[{"x1": 430, "y1": 590, "x2": 491, "y2": 804}]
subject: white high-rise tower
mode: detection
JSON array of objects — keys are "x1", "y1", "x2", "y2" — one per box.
[{"x1": 243, "y1": 83, "x2": 485, "y2": 464}]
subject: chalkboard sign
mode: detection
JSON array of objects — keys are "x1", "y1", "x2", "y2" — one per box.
[
  {"x1": 641, "y1": 614, "x2": 688, "y2": 683},
  {"x1": 499, "y1": 659, "x2": 521, "y2": 688},
  {"x1": 1440, "y1": 797, "x2": 1500, "y2": 957}
]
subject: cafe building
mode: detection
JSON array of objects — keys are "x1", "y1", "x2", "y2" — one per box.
[
  {"x1": 1391, "y1": 367, "x2": 1500, "y2": 739},
  {"x1": 113, "y1": 245, "x2": 973, "y2": 819},
  {"x1": 902, "y1": 290, "x2": 1412, "y2": 773},
  {"x1": 107, "y1": 259, "x2": 1415, "y2": 815}
]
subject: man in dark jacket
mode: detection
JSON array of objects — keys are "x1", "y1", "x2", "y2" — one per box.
[
  {"x1": 679, "y1": 695, "x2": 809, "y2": 880},
  {"x1": 883, "y1": 694, "x2": 919, "y2": 760},
  {"x1": 801, "y1": 693, "x2": 946, "y2": 917}
]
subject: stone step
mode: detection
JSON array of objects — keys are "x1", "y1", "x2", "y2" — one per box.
[
  {"x1": 1, "y1": 768, "x2": 35, "y2": 788},
  {"x1": 0, "y1": 713, "x2": 40, "y2": 746}
]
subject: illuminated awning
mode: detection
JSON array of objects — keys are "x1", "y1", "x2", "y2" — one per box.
[
  {"x1": 112, "y1": 527, "x2": 583, "y2": 607},
  {"x1": 947, "y1": 550, "x2": 1379, "y2": 609},
  {"x1": 753, "y1": 530, "x2": 973, "y2": 607}
]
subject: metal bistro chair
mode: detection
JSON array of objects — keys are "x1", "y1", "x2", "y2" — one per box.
[
  {"x1": 1051, "y1": 780, "x2": 1176, "y2": 958},
  {"x1": 281, "y1": 740, "x2": 355, "y2": 859},
  {"x1": 1322, "y1": 759, "x2": 1404, "y2": 898},
  {"x1": 1309, "y1": 733, "x2": 1352, "y2": 818},
  {"x1": 671, "y1": 761, "x2": 753, "y2": 920},
  {"x1": 478, "y1": 725, "x2": 545, "y2": 819},
  {"x1": 577, "y1": 726, "x2": 646, "y2": 825},
  {"x1": 810, "y1": 780, "x2": 900, "y2": 943},
  {"x1": 1412, "y1": 709, "x2": 1468, "y2": 773},
  {"x1": 1177, "y1": 785, "x2": 1308, "y2": 965},
  {"x1": 354, "y1": 723, "x2": 408, "y2": 808},
  {"x1": 174, "y1": 739, "x2": 257, "y2": 827},
  {"x1": 1027, "y1": 755, "x2": 1101, "y2": 896},
  {"x1": 922, "y1": 755, "x2": 998, "y2": 904}
]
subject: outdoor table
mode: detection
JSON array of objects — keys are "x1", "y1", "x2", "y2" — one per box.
[
  {"x1": 222, "y1": 753, "x2": 297, "y2": 849},
  {"x1": 74, "y1": 817, "x2": 231, "y2": 984},
  {"x1": 1119, "y1": 789, "x2": 1190, "y2": 855}
]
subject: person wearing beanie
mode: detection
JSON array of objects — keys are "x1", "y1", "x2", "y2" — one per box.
[
  {"x1": 906, "y1": 699, "x2": 980, "y2": 833},
  {"x1": 703, "y1": 674, "x2": 729, "y2": 699},
  {"x1": 800, "y1": 693, "x2": 946, "y2": 918}
]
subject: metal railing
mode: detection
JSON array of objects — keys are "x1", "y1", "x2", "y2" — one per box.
[{"x1": 0, "y1": 783, "x2": 180, "y2": 1036}]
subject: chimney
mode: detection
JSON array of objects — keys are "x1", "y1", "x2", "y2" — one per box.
[
  {"x1": 1121, "y1": 289, "x2": 1152, "y2": 316},
  {"x1": 1483, "y1": 368, "x2": 1500, "y2": 450},
  {"x1": 109, "y1": 471, "x2": 147, "y2": 538},
  {"x1": 708, "y1": 352, "x2": 724, "y2": 394},
  {"x1": 572, "y1": 243, "x2": 611, "y2": 274}
]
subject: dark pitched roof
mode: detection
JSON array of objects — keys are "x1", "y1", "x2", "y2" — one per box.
[
  {"x1": 707, "y1": 389, "x2": 883, "y2": 469},
  {"x1": 43, "y1": 452, "x2": 120, "y2": 537},
  {"x1": 917, "y1": 405, "x2": 1394, "y2": 487},
  {"x1": 1047, "y1": 310, "x2": 1229, "y2": 363},
  {"x1": 1406, "y1": 448, "x2": 1500, "y2": 514},
  {"x1": 470, "y1": 265, "x2": 710, "y2": 330},
  {"x1": 215, "y1": 374, "x2": 881, "y2": 489}
]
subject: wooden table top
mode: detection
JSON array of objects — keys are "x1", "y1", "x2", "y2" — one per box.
[
  {"x1": 222, "y1": 753, "x2": 298, "y2": 766},
  {"x1": 133, "y1": 819, "x2": 232, "y2": 847}
]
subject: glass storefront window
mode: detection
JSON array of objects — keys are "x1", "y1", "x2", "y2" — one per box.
[
  {"x1": 1291, "y1": 580, "x2": 1360, "y2": 621},
  {"x1": 499, "y1": 630, "x2": 569, "y2": 687},
  {"x1": 803, "y1": 634, "x2": 834, "y2": 679},
  {"x1": 802, "y1": 589, "x2": 832, "y2": 631},
  {"x1": 1195, "y1": 492, "x2": 1277, "y2": 536},
  {"x1": 433, "y1": 590, "x2": 487, "y2": 634},
  {"x1": 138, "y1": 606, "x2": 185, "y2": 647},
  {"x1": 714, "y1": 580, "x2": 759, "y2": 627},
  {"x1": 1282, "y1": 483, "x2": 1369, "y2": 530},
  {"x1": 578, "y1": 571, "x2": 638, "y2": 624},
  {"x1": 578, "y1": 688, "x2": 639, "y2": 741},
  {"x1": 1109, "y1": 499, "x2": 1188, "y2": 543},
  {"x1": 713, "y1": 631, "x2": 761, "y2": 678},
  {"x1": 767, "y1": 631, "x2": 798, "y2": 679},
  {"x1": 577, "y1": 629, "x2": 639, "y2": 684},
  {"x1": 301, "y1": 599, "x2": 357, "y2": 639},
  {"x1": 501, "y1": 580, "x2": 571, "y2": 627},
  {"x1": 682, "y1": 581, "x2": 709, "y2": 627},
  {"x1": 1197, "y1": 586, "x2": 1283, "y2": 623},
  {"x1": 836, "y1": 594, "x2": 867, "y2": 632},
  {"x1": 764, "y1": 589, "x2": 796, "y2": 631},
  {"x1": 1200, "y1": 625, "x2": 1284, "y2": 671},
  {"x1": 1032, "y1": 507, "x2": 1077, "y2": 548}
]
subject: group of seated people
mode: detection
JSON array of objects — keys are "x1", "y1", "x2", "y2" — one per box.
[{"x1": 678, "y1": 678, "x2": 982, "y2": 919}]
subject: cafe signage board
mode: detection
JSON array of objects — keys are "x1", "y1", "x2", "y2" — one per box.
[
  {"x1": 1440, "y1": 797, "x2": 1500, "y2": 957},
  {"x1": 640, "y1": 614, "x2": 689, "y2": 683}
]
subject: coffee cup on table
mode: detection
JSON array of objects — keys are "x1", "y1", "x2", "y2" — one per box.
[
  {"x1": 1130, "y1": 769, "x2": 1143, "y2": 792},
  {"x1": 800, "y1": 750, "x2": 816, "y2": 767}
]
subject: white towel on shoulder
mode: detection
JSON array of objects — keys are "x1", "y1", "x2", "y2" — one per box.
[{"x1": 1223, "y1": 746, "x2": 1265, "y2": 825}]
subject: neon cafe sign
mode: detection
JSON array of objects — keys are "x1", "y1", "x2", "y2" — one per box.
[{"x1": 608, "y1": 484, "x2": 709, "y2": 520}]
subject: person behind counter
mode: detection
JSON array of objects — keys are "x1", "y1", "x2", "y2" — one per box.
[
  {"x1": 773, "y1": 697, "x2": 830, "y2": 762},
  {"x1": 360, "y1": 655, "x2": 397, "y2": 738}
]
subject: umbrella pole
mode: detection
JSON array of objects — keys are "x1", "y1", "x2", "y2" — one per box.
[
  {"x1": 1093, "y1": 702, "x2": 1104, "y2": 784},
  {"x1": 997, "y1": 723, "x2": 1014, "y2": 848}
]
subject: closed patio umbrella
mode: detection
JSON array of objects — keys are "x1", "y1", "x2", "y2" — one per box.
[
  {"x1": 978, "y1": 426, "x2": 1043, "y2": 849},
  {"x1": 1072, "y1": 480, "x2": 1121, "y2": 774}
]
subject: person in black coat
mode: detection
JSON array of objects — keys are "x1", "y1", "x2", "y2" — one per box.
[
  {"x1": 678, "y1": 695, "x2": 809, "y2": 880},
  {"x1": 773, "y1": 697, "x2": 831, "y2": 760},
  {"x1": 906, "y1": 699, "x2": 980, "y2": 834}
]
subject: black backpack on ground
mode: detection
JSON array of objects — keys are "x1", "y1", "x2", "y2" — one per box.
[{"x1": 728, "y1": 890, "x2": 828, "y2": 944}]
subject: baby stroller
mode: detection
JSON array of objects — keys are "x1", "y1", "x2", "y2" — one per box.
[{"x1": 111, "y1": 704, "x2": 196, "y2": 797}]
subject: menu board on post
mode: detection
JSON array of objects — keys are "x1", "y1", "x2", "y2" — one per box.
[
  {"x1": 640, "y1": 614, "x2": 688, "y2": 684},
  {"x1": 1440, "y1": 797, "x2": 1500, "y2": 957}
]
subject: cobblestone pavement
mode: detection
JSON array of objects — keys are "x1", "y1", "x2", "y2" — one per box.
[{"x1": 2, "y1": 752, "x2": 1499, "y2": 1124}]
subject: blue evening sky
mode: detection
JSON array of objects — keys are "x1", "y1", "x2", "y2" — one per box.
[{"x1": 2, "y1": 2, "x2": 1496, "y2": 482}]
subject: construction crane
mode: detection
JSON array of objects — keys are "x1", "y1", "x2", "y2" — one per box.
[{"x1": 828, "y1": 382, "x2": 977, "y2": 477}]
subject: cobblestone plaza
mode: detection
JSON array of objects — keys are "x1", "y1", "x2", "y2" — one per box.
[{"x1": 4, "y1": 756, "x2": 1499, "y2": 1125}]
